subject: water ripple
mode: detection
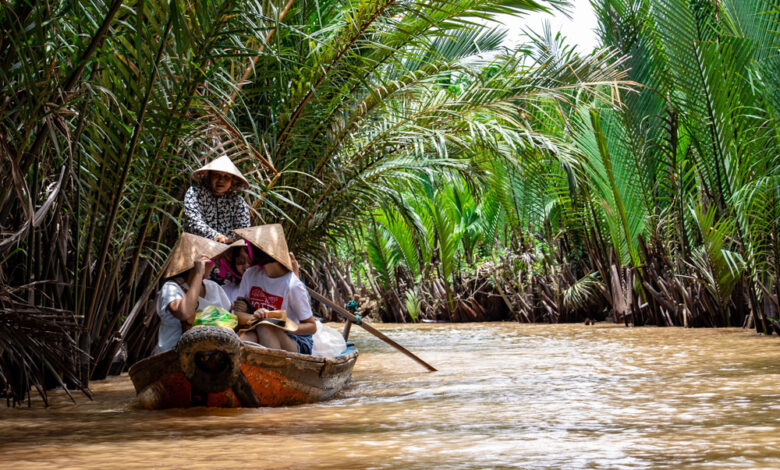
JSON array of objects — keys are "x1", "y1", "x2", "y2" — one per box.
[{"x1": 1, "y1": 324, "x2": 779, "y2": 469}]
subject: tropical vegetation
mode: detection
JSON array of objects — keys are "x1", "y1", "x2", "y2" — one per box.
[
  {"x1": 348, "y1": 0, "x2": 780, "y2": 333},
  {"x1": 1, "y1": 0, "x2": 778, "y2": 406}
]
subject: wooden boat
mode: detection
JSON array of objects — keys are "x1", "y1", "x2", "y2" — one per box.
[{"x1": 128, "y1": 326, "x2": 358, "y2": 409}]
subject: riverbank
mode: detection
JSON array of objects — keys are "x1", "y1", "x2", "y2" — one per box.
[{"x1": 3, "y1": 324, "x2": 779, "y2": 469}]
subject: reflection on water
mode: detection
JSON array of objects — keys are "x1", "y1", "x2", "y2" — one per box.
[{"x1": 2, "y1": 324, "x2": 780, "y2": 469}]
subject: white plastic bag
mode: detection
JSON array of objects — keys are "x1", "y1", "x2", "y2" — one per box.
[{"x1": 311, "y1": 320, "x2": 347, "y2": 357}]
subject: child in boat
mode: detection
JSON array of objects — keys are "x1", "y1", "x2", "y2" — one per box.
[
  {"x1": 154, "y1": 233, "x2": 232, "y2": 353},
  {"x1": 232, "y1": 224, "x2": 316, "y2": 354},
  {"x1": 183, "y1": 155, "x2": 250, "y2": 244},
  {"x1": 221, "y1": 241, "x2": 300, "y2": 303},
  {"x1": 220, "y1": 243, "x2": 252, "y2": 302}
]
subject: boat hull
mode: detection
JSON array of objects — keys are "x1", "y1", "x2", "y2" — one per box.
[{"x1": 129, "y1": 336, "x2": 358, "y2": 409}]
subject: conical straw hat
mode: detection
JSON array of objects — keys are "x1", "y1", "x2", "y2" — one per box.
[
  {"x1": 234, "y1": 224, "x2": 293, "y2": 272},
  {"x1": 192, "y1": 155, "x2": 249, "y2": 190},
  {"x1": 164, "y1": 233, "x2": 231, "y2": 278},
  {"x1": 230, "y1": 239, "x2": 249, "y2": 248},
  {"x1": 238, "y1": 310, "x2": 298, "y2": 334}
]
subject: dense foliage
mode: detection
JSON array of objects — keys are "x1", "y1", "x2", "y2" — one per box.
[
  {"x1": 351, "y1": 0, "x2": 780, "y2": 331},
  {"x1": 1, "y1": 0, "x2": 619, "y2": 405},
  {"x1": 1, "y1": 0, "x2": 778, "y2": 406}
]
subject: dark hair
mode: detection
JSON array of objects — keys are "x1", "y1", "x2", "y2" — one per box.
[{"x1": 249, "y1": 244, "x2": 275, "y2": 266}]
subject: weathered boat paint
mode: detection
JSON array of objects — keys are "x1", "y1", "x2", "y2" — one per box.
[{"x1": 129, "y1": 337, "x2": 358, "y2": 409}]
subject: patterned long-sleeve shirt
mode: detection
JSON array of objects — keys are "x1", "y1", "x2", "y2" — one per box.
[{"x1": 183, "y1": 183, "x2": 250, "y2": 240}]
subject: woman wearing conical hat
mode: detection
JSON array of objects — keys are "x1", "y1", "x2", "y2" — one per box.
[
  {"x1": 183, "y1": 155, "x2": 250, "y2": 244},
  {"x1": 232, "y1": 224, "x2": 316, "y2": 355},
  {"x1": 154, "y1": 233, "x2": 232, "y2": 353}
]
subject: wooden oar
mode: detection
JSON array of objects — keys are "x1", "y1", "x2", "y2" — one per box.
[{"x1": 307, "y1": 288, "x2": 437, "y2": 372}]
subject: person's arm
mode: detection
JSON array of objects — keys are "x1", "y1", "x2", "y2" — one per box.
[
  {"x1": 157, "y1": 283, "x2": 184, "y2": 322},
  {"x1": 167, "y1": 257, "x2": 209, "y2": 324},
  {"x1": 296, "y1": 315, "x2": 317, "y2": 336},
  {"x1": 250, "y1": 307, "x2": 315, "y2": 335},
  {"x1": 183, "y1": 186, "x2": 224, "y2": 240},
  {"x1": 288, "y1": 277, "x2": 316, "y2": 335},
  {"x1": 233, "y1": 298, "x2": 256, "y2": 326}
]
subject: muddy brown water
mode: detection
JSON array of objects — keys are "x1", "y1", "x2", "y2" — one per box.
[{"x1": 1, "y1": 324, "x2": 780, "y2": 469}]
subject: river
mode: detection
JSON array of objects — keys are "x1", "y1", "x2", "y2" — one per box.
[{"x1": 1, "y1": 324, "x2": 780, "y2": 469}]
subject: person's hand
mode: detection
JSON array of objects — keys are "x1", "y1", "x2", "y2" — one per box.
[
  {"x1": 252, "y1": 308, "x2": 269, "y2": 320},
  {"x1": 232, "y1": 297, "x2": 250, "y2": 314},
  {"x1": 193, "y1": 255, "x2": 212, "y2": 276},
  {"x1": 215, "y1": 234, "x2": 231, "y2": 244}
]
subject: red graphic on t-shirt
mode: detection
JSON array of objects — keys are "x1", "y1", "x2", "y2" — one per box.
[{"x1": 249, "y1": 286, "x2": 283, "y2": 311}]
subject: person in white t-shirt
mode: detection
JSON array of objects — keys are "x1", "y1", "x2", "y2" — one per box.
[
  {"x1": 233, "y1": 225, "x2": 316, "y2": 354},
  {"x1": 154, "y1": 233, "x2": 232, "y2": 353}
]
